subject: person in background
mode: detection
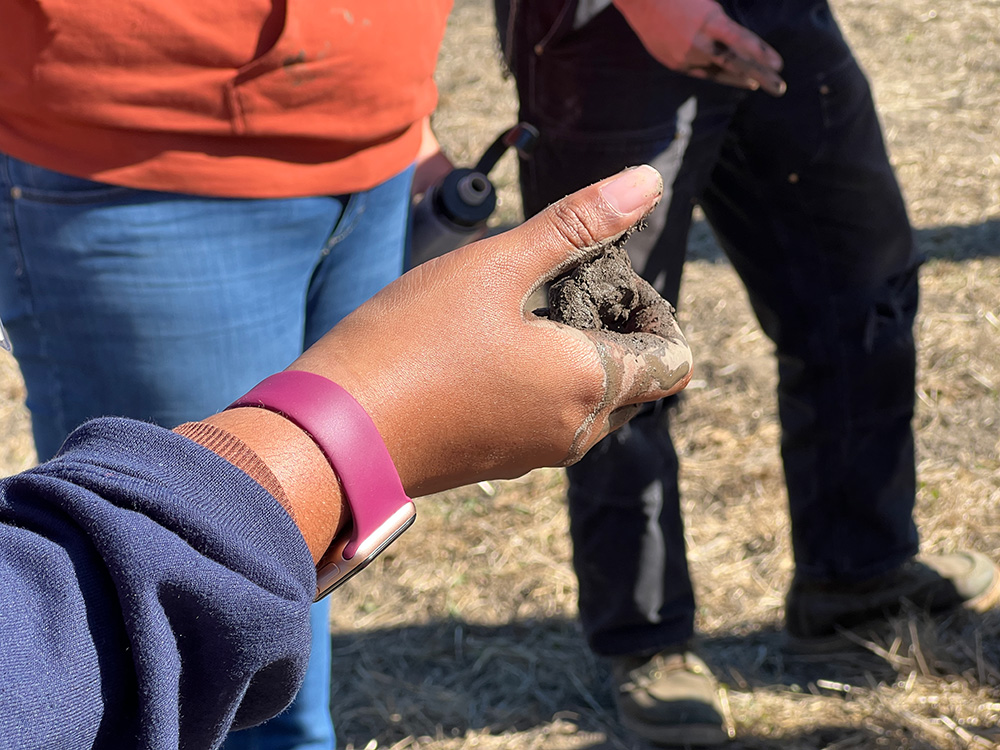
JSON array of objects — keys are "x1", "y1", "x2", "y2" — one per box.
[
  {"x1": 495, "y1": 0, "x2": 1000, "y2": 745},
  {"x1": 0, "y1": 2, "x2": 456, "y2": 747},
  {"x1": 0, "y1": 167, "x2": 693, "y2": 750}
]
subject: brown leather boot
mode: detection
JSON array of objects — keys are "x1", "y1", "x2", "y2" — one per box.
[
  {"x1": 784, "y1": 551, "x2": 1000, "y2": 653},
  {"x1": 611, "y1": 647, "x2": 728, "y2": 747}
]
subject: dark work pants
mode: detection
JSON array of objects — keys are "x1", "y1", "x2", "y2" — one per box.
[{"x1": 497, "y1": 0, "x2": 921, "y2": 656}]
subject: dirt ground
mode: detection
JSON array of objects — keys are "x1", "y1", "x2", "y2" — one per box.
[{"x1": 1, "y1": 1, "x2": 998, "y2": 749}]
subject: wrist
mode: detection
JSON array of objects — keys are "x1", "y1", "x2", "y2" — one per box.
[
  {"x1": 194, "y1": 407, "x2": 346, "y2": 565},
  {"x1": 613, "y1": 0, "x2": 718, "y2": 62},
  {"x1": 228, "y1": 371, "x2": 416, "y2": 599},
  {"x1": 174, "y1": 420, "x2": 290, "y2": 508}
]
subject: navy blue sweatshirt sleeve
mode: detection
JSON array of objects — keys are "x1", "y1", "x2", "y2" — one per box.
[{"x1": 0, "y1": 418, "x2": 317, "y2": 750}]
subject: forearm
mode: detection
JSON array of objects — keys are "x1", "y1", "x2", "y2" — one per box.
[
  {"x1": 612, "y1": 0, "x2": 715, "y2": 49},
  {"x1": 0, "y1": 419, "x2": 316, "y2": 748},
  {"x1": 178, "y1": 407, "x2": 346, "y2": 565},
  {"x1": 0, "y1": 163, "x2": 690, "y2": 750}
]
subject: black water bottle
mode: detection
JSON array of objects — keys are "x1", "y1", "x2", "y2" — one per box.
[{"x1": 408, "y1": 122, "x2": 538, "y2": 269}]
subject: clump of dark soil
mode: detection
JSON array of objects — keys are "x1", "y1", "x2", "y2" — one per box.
[{"x1": 546, "y1": 223, "x2": 669, "y2": 335}]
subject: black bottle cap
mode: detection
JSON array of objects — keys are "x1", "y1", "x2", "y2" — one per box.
[{"x1": 435, "y1": 168, "x2": 497, "y2": 227}]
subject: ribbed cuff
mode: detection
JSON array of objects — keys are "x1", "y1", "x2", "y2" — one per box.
[{"x1": 173, "y1": 421, "x2": 291, "y2": 519}]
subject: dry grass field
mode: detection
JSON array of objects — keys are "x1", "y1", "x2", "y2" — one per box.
[{"x1": 2, "y1": 1, "x2": 998, "y2": 748}]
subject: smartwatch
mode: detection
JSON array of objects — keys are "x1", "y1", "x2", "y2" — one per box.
[{"x1": 228, "y1": 370, "x2": 416, "y2": 600}]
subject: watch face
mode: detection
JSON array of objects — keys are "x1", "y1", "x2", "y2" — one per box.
[{"x1": 314, "y1": 502, "x2": 417, "y2": 600}]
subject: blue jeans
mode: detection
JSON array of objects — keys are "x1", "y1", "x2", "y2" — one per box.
[
  {"x1": 499, "y1": 0, "x2": 921, "y2": 656},
  {"x1": 0, "y1": 154, "x2": 415, "y2": 749}
]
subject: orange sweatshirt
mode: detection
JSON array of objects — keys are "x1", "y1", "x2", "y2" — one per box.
[{"x1": 0, "y1": 0, "x2": 452, "y2": 197}]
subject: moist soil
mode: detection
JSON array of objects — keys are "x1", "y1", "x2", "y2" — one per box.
[{"x1": 547, "y1": 227, "x2": 648, "y2": 334}]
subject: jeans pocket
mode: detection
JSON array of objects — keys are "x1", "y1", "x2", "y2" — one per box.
[
  {"x1": 817, "y1": 57, "x2": 874, "y2": 150},
  {"x1": 5, "y1": 158, "x2": 134, "y2": 205},
  {"x1": 811, "y1": 56, "x2": 875, "y2": 165}
]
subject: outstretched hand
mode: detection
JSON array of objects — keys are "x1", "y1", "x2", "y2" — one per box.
[
  {"x1": 614, "y1": 0, "x2": 786, "y2": 96},
  {"x1": 294, "y1": 165, "x2": 692, "y2": 497}
]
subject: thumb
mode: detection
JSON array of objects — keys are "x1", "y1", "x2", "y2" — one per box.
[{"x1": 476, "y1": 165, "x2": 664, "y2": 295}]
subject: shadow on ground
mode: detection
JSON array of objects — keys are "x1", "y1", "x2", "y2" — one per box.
[{"x1": 328, "y1": 606, "x2": 1000, "y2": 749}]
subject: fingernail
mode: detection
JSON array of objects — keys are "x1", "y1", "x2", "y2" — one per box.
[
  {"x1": 600, "y1": 165, "x2": 663, "y2": 215},
  {"x1": 766, "y1": 75, "x2": 787, "y2": 97}
]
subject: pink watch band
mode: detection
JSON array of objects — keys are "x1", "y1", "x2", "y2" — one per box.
[{"x1": 228, "y1": 370, "x2": 412, "y2": 560}]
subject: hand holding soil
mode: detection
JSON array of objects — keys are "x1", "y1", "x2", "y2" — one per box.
[
  {"x1": 294, "y1": 165, "x2": 691, "y2": 495},
  {"x1": 546, "y1": 216, "x2": 692, "y2": 432}
]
